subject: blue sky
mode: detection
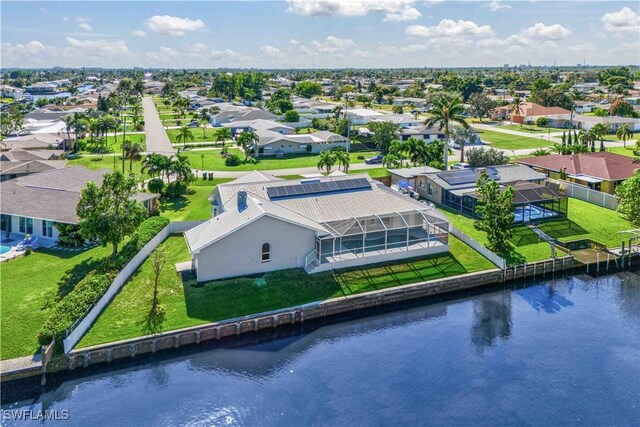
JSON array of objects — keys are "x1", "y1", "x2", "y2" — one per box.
[{"x1": 2, "y1": 1, "x2": 639, "y2": 68}]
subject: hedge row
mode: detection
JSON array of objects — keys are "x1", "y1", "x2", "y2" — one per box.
[{"x1": 38, "y1": 216, "x2": 170, "y2": 348}]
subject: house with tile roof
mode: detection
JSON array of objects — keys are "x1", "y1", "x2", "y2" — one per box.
[
  {"x1": 184, "y1": 172, "x2": 450, "y2": 281},
  {"x1": 516, "y1": 152, "x2": 640, "y2": 194},
  {"x1": 491, "y1": 102, "x2": 570, "y2": 124}
]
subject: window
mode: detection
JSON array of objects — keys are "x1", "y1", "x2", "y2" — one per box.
[
  {"x1": 42, "y1": 220, "x2": 53, "y2": 238},
  {"x1": 427, "y1": 184, "x2": 433, "y2": 196},
  {"x1": 261, "y1": 243, "x2": 271, "y2": 262},
  {"x1": 19, "y1": 217, "x2": 33, "y2": 234}
]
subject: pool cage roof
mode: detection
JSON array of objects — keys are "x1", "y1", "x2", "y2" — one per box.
[
  {"x1": 468, "y1": 181, "x2": 566, "y2": 205},
  {"x1": 320, "y1": 209, "x2": 448, "y2": 238}
]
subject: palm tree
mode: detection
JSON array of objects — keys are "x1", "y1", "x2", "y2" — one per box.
[
  {"x1": 510, "y1": 96, "x2": 525, "y2": 127},
  {"x1": 121, "y1": 139, "x2": 132, "y2": 173},
  {"x1": 404, "y1": 137, "x2": 428, "y2": 165},
  {"x1": 591, "y1": 123, "x2": 610, "y2": 153},
  {"x1": 217, "y1": 127, "x2": 233, "y2": 146},
  {"x1": 389, "y1": 139, "x2": 407, "y2": 167},
  {"x1": 332, "y1": 149, "x2": 350, "y2": 172},
  {"x1": 316, "y1": 150, "x2": 335, "y2": 174},
  {"x1": 423, "y1": 96, "x2": 469, "y2": 170},
  {"x1": 449, "y1": 125, "x2": 476, "y2": 163},
  {"x1": 198, "y1": 110, "x2": 210, "y2": 138},
  {"x1": 123, "y1": 141, "x2": 143, "y2": 172},
  {"x1": 61, "y1": 115, "x2": 75, "y2": 152},
  {"x1": 175, "y1": 126, "x2": 195, "y2": 150},
  {"x1": 616, "y1": 124, "x2": 632, "y2": 149},
  {"x1": 578, "y1": 129, "x2": 596, "y2": 151},
  {"x1": 237, "y1": 130, "x2": 259, "y2": 160},
  {"x1": 382, "y1": 154, "x2": 400, "y2": 169}
]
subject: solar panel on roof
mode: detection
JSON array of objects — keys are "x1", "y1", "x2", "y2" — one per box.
[{"x1": 266, "y1": 178, "x2": 371, "y2": 199}]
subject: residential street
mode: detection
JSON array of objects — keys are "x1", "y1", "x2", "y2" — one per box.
[{"x1": 141, "y1": 96, "x2": 176, "y2": 155}]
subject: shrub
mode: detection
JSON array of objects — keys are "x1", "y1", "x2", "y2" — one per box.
[
  {"x1": 25, "y1": 247, "x2": 32, "y2": 256},
  {"x1": 38, "y1": 216, "x2": 170, "y2": 348},
  {"x1": 283, "y1": 110, "x2": 300, "y2": 122},
  {"x1": 165, "y1": 181, "x2": 188, "y2": 198},
  {"x1": 55, "y1": 223, "x2": 85, "y2": 247},
  {"x1": 466, "y1": 147, "x2": 510, "y2": 167},
  {"x1": 224, "y1": 153, "x2": 241, "y2": 166},
  {"x1": 536, "y1": 117, "x2": 548, "y2": 128},
  {"x1": 147, "y1": 178, "x2": 165, "y2": 195}
]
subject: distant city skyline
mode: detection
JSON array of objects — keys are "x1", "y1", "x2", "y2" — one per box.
[{"x1": 2, "y1": 1, "x2": 639, "y2": 68}]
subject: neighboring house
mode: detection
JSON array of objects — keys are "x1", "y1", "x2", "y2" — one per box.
[
  {"x1": 392, "y1": 97, "x2": 427, "y2": 108},
  {"x1": 573, "y1": 101, "x2": 597, "y2": 113},
  {"x1": 370, "y1": 114, "x2": 422, "y2": 128},
  {"x1": 1, "y1": 134, "x2": 66, "y2": 151},
  {"x1": 223, "y1": 119, "x2": 294, "y2": 136},
  {"x1": 292, "y1": 98, "x2": 335, "y2": 115},
  {"x1": 516, "y1": 152, "x2": 640, "y2": 194},
  {"x1": 510, "y1": 103, "x2": 571, "y2": 124},
  {"x1": 388, "y1": 166, "x2": 441, "y2": 188},
  {"x1": 399, "y1": 125, "x2": 445, "y2": 142},
  {"x1": 211, "y1": 107, "x2": 277, "y2": 126},
  {"x1": 0, "y1": 85, "x2": 24, "y2": 99},
  {"x1": 255, "y1": 130, "x2": 348, "y2": 156},
  {"x1": 544, "y1": 114, "x2": 640, "y2": 132},
  {"x1": 346, "y1": 108, "x2": 385, "y2": 125},
  {"x1": 0, "y1": 159, "x2": 67, "y2": 181},
  {"x1": 185, "y1": 172, "x2": 450, "y2": 281},
  {"x1": 25, "y1": 83, "x2": 57, "y2": 94},
  {"x1": 0, "y1": 167, "x2": 157, "y2": 245},
  {"x1": 0, "y1": 148, "x2": 63, "y2": 162},
  {"x1": 413, "y1": 164, "x2": 563, "y2": 224}
]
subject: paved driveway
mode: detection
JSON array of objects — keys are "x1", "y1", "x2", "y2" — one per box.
[{"x1": 142, "y1": 96, "x2": 176, "y2": 156}]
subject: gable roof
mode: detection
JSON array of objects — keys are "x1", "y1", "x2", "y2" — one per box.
[
  {"x1": 184, "y1": 195, "x2": 329, "y2": 253},
  {"x1": 516, "y1": 152, "x2": 640, "y2": 181},
  {"x1": 0, "y1": 159, "x2": 67, "y2": 176}
]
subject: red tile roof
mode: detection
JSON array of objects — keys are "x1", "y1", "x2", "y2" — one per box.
[{"x1": 516, "y1": 152, "x2": 640, "y2": 181}]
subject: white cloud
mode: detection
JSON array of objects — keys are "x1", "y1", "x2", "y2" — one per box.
[
  {"x1": 131, "y1": 29, "x2": 147, "y2": 37},
  {"x1": 406, "y1": 19, "x2": 492, "y2": 38},
  {"x1": 488, "y1": 0, "x2": 511, "y2": 12},
  {"x1": 289, "y1": 39, "x2": 300, "y2": 45},
  {"x1": 287, "y1": 0, "x2": 420, "y2": 21},
  {"x1": 186, "y1": 42, "x2": 209, "y2": 53},
  {"x1": 601, "y1": 7, "x2": 640, "y2": 33},
  {"x1": 210, "y1": 48, "x2": 241, "y2": 60},
  {"x1": 261, "y1": 45, "x2": 282, "y2": 56},
  {"x1": 383, "y1": 7, "x2": 421, "y2": 22},
  {"x1": 310, "y1": 36, "x2": 355, "y2": 52},
  {"x1": 517, "y1": 23, "x2": 572, "y2": 41},
  {"x1": 78, "y1": 22, "x2": 92, "y2": 31},
  {"x1": 65, "y1": 37, "x2": 130, "y2": 56},
  {"x1": 145, "y1": 15, "x2": 206, "y2": 36}
]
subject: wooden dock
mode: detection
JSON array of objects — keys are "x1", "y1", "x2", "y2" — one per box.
[{"x1": 0, "y1": 354, "x2": 42, "y2": 381}]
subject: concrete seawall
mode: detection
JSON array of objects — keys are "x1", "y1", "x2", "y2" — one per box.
[
  {"x1": 4, "y1": 255, "x2": 634, "y2": 382},
  {"x1": 49, "y1": 257, "x2": 587, "y2": 374}
]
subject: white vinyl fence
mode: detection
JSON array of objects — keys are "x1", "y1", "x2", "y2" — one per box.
[
  {"x1": 549, "y1": 179, "x2": 620, "y2": 210},
  {"x1": 449, "y1": 224, "x2": 507, "y2": 270},
  {"x1": 63, "y1": 220, "x2": 205, "y2": 353}
]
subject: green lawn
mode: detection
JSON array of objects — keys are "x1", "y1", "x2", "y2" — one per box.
[
  {"x1": 166, "y1": 127, "x2": 221, "y2": 144},
  {"x1": 67, "y1": 154, "x2": 145, "y2": 174},
  {"x1": 0, "y1": 244, "x2": 115, "y2": 360},
  {"x1": 475, "y1": 129, "x2": 555, "y2": 150},
  {"x1": 348, "y1": 168, "x2": 390, "y2": 179},
  {"x1": 77, "y1": 134, "x2": 146, "y2": 155},
  {"x1": 440, "y1": 198, "x2": 633, "y2": 265},
  {"x1": 159, "y1": 178, "x2": 233, "y2": 221},
  {"x1": 78, "y1": 234, "x2": 494, "y2": 348},
  {"x1": 181, "y1": 149, "x2": 374, "y2": 171},
  {"x1": 497, "y1": 124, "x2": 566, "y2": 134}
]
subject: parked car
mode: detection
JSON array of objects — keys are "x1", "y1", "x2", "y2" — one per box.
[
  {"x1": 365, "y1": 155, "x2": 383, "y2": 164},
  {"x1": 450, "y1": 162, "x2": 470, "y2": 170},
  {"x1": 187, "y1": 121, "x2": 199, "y2": 127}
]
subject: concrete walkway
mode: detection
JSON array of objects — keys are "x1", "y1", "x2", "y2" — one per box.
[
  {"x1": 0, "y1": 354, "x2": 42, "y2": 378},
  {"x1": 142, "y1": 96, "x2": 176, "y2": 156}
]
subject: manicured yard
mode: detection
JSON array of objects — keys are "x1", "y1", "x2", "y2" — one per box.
[
  {"x1": 181, "y1": 148, "x2": 375, "y2": 171},
  {"x1": 78, "y1": 235, "x2": 494, "y2": 347},
  {"x1": 475, "y1": 129, "x2": 554, "y2": 150},
  {"x1": 498, "y1": 124, "x2": 566, "y2": 134},
  {"x1": 440, "y1": 198, "x2": 633, "y2": 265},
  {"x1": 77, "y1": 134, "x2": 146, "y2": 154},
  {"x1": 159, "y1": 178, "x2": 233, "y2": 222},
  {"x1": 166, "y1": 127, "x2": 221, "y2": 144},
  {"x1": 67, "y1": 154, "x2": 145, "y2": 174},
  {"x1": 348, "y1": 168, "x2": 390, "y2": 179},
  {"x1": 0, "y1": 244, "x2": 115, "y2": 359},
  {"x1": 606, "y1": 146, "x2": 639, "y2": 158}
]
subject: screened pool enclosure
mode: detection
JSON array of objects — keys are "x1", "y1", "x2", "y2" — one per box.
[{"x1": 304, "y1": 209, "x2": 449, "y2": 268}]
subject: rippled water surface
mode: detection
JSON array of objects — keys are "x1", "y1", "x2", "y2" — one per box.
[{"x1": 3, "y1": 272, "x2": 639, "y2": 426}]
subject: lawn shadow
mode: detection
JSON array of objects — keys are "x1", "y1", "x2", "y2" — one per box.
[
  {"x1": 56, "y1": 255, "x2": 104, "y2": 299},
  {"x1": 141, "y1": 303, "x2": 165, "y2": 335},
  {"x1": 160, "y1": 196, "x2": 190, "y2": 216},
  {"x1": 509, "y1": 227, "x2": 542, "y2": 247},
  {"x1": 540, "y1": 219, "x2": 588, "y2": 240}
]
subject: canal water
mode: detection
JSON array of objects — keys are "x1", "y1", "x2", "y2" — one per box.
[{"x1": 2, "y1": 272, "x2": 639, "y2": 426}]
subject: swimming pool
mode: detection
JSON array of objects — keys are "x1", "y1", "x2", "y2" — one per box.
[{"x1": 0, "y1": 245, "x2": 12, "y2": 255}]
